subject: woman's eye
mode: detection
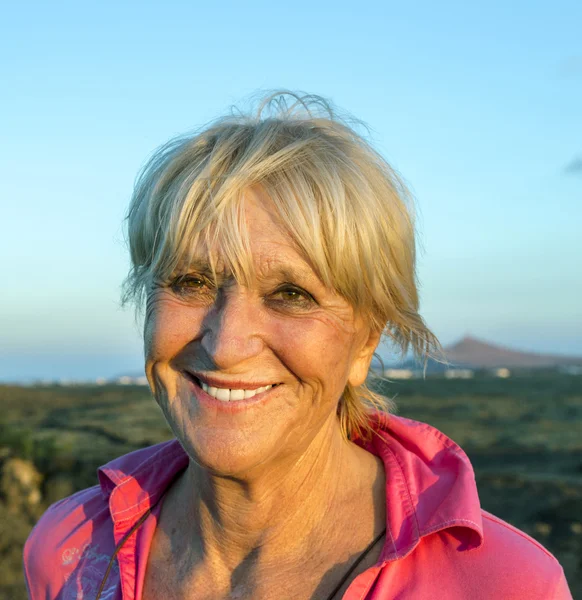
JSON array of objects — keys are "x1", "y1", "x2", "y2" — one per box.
[
  {"x1": 278, "y1": 289, "x2": 302, "y2": 300},
  {"x1": 168, "y1": 278, "x2": 314, "y2": 308},
  {"x1": 170, "y1": 276, "x2": 208, "y2": 294},
  {"x1": 272, "y1": 286, "x2": 314, "y2": 307}
]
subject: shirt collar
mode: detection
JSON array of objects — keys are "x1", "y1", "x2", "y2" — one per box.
[
  {"x1": 98, "y1": 413, "x2": 483, "y2": 556},
  {"x1": 98, "y1": 439, "x2": 188, "y2": 523},
  {"x1": 353, "y1": 412, "x2": 483, "y2": 560}
]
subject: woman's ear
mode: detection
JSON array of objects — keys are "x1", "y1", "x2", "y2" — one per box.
[{"x1": 347, "y1": 326, "x2": 382, "y2": 388}]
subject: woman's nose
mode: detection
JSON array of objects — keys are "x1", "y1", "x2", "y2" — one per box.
[{"x1": 200, "y1": 287, "x2": 265, "y2": 370}]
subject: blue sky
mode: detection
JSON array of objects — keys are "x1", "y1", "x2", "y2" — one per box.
[{"x1": 1, "y1": 0, "x2": 581, "y2": 381}]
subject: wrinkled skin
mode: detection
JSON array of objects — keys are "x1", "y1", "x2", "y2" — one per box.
[
  {"x1": 144, "y1": 186, "x2": 381, "y2": 480},
  {"x1": 142, "y1": 186, "x2": 386, "y2": 599}
]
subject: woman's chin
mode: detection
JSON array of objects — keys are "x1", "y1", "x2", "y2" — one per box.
[
  {"x1": 181, "y1": 428, "x2": 280, "y2": 478},
  {"x1": 169, "y1": 380, "x2": 307, "y2": 477}
]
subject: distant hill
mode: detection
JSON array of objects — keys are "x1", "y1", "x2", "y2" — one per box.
[
  {"x1": 443, "y1": 336, "x2": 582, "y2": 368},
  {"x1": 396, "y1": 335, "x2": 582, "y2": 372}
]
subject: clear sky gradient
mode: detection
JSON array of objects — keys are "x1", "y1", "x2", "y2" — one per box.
[{"x1": 1, "y1": 0, "x2": 581, "y2": 381}]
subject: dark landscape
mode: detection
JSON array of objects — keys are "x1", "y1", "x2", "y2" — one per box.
[{"x1": 1, "y1": 370, "x2": 581, "y2": 598}]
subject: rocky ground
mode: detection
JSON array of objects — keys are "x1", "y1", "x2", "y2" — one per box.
[{"x1": 1, "y1": 373, "x2": 580, "y2": 599}]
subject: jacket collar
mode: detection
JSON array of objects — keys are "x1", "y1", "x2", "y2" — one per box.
[{"x1": 97, "y1": 414, "x2": 483, "y2": 557}]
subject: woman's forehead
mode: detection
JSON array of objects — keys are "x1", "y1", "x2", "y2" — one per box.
[{"x1": 181, "y1": 219, "x2": 319, "y2": 279}]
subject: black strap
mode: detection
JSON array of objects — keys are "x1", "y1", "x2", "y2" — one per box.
[
  {"x1": 323, "y1": 527, "x2": 386, "y2": 600},
  {"x1": 95, "y1": 508, "x2": 152, "y2": 600},
  {"x1": 95, "y1": 515, "x2": 385, "y2": 600}
]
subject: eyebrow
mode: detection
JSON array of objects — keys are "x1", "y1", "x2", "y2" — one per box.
[
  {"x1": 265, "y1": 265, "x2": 316, "y2": 282},
  {"x1": 182, "y1": 259, "x2": 317, "y2": 284}
]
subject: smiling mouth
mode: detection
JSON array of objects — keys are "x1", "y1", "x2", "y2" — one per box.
[{"x1": 185, "y1": 373, "x2": 281, "y2": 402}]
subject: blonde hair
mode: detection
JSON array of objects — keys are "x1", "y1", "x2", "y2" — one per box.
[{"x1": 122, "y1": 91, "x2": 442, "y2": 442}]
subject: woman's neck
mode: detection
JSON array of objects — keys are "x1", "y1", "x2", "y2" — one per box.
[{"x1": 157, "y1": 416, "x2": 384, "y2": 581}]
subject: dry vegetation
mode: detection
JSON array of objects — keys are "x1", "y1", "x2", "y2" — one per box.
[{"x1": 1, "y1": 373, "x2": 580, "y2": 599}]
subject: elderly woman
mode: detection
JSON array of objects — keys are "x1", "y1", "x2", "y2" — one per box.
[{"x1": 24, "y1": 92, "x2": 571, "y2": 599}]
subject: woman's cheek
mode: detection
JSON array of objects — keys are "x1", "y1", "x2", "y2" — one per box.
[
  {"x1": 272, "y1": 315, "x2": 344, "y2": 377},
  {"x1": 145, "y1": 298, "x2": 201, "y2": 361}
]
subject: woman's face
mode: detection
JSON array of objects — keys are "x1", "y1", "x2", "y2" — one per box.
[{"x1": 144, "y1": 187, "x2": 381, "y2": 477}]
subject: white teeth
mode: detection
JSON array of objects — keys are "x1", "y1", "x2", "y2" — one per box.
[
  {"x1": 230, "y1": 389, "x2": 245, "y2": 401},
  {"x1": 215, "y1": 387, "x2": 230, "y2": 401},
  {"x1": 199, "y1": 381, "x2": 274, "y2": 401}
]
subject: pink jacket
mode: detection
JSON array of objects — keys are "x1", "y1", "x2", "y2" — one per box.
[{"x1": 23, "y1": 414, "x2": 572, "y2": 599}]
